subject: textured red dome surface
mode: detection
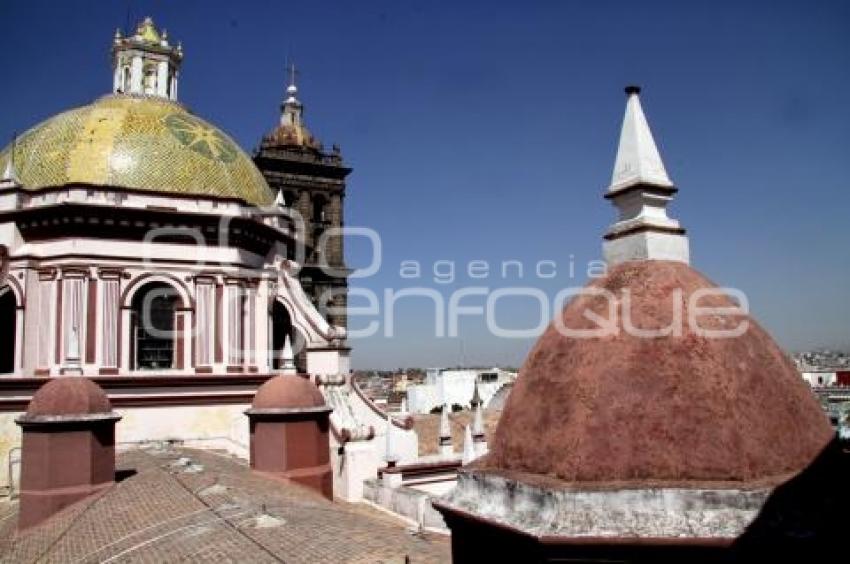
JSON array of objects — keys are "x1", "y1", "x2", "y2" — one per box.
[
  {"x1": 27, "y1": 378, "x2": 112, "y2": 417},
  {"x1": 252, "y1": 375, "x2": 326, "y2": 409},
  {"x1": 485, "y1": 260, "x2": 833, "y2": 486}
]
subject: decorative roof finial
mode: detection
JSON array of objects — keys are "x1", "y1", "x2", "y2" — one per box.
[
  {"x1": 281, "y1": 334, "x2": 296, "y2": 374},
  {"x1": 470, "y1": 379, "x2": 482, "y2": 408},
  {"x1": 471, "y1": 378, "x2": 488, "y2": 456},
  {"x1": 462, "y1": 424, "x2": 476, "y2": 464},
  {"x1": 1, "y1": 158, "x2": 20, "y2": 186},
  {"x1": 385, "y1": 412, "x2": 398, "y2": 464},
  {"x1": 284, "y1": 61, "x2": 300, "y2": 104},
  {"x1": 1, "y1": 134, "x2": 21, "y2": 187},
  {"x1": 603, "y1": 86, "x2": 689, "y2": 265},
  {"x1": 609, "y1": 85, "x2": 673, "y2": 193},
  {"x1": 439, "y1": 403, "x2": 453, "y2": 457},
  {"x1": 280, "y1": 62, "x2": 305, "y2": 130}
]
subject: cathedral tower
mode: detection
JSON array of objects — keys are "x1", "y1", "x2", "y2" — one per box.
[{"x1": 254, "y1": 67, "x2": 351, "y2": 327}]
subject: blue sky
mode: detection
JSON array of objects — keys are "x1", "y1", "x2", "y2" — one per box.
[{"x1": 1, "y1": 0, "x2": 848, "y2": 369}]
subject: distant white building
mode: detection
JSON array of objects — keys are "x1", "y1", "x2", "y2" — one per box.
[
  {"x1": 801, "y1": 371, "x2": 837, "y2": 387},
  {"x1": 406, "y1": 368, "x2": 516, "y2": 414}
]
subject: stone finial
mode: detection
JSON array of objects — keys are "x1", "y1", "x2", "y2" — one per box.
[
  {"x1": 63, "y1": 326, "x2": 83, "y2": 376},
  {"x1": 470, "y1": 379, "x2": 482, "y2": 408},
  {"x1": 439, "y1": 403, "x2": 453, "y2": 457},
  {"x1": 281, "y1": 334, "x2": 296, "y2": 375},
  {"x1": 462, "y1": 425, "x2": 476, "y2": 464},
  {"x1": 1, "y1": 155, "x2": 20, "y2": 186},
  {"x1": 603, "y1": 86, "x2": 689, "y2": 266},
  {"x1": 385, "y1": 412, "x2": 398, "y2": 464},
  {"x1": 609, "y1": 86, "x2": 673, "y2": 193},
  {"x1": 472, "y1": 398, "x2": 488, "y2": 457}
]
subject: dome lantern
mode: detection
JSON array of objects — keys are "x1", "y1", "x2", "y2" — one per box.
[{"x1": 112, "y1": 16, "x2": 182, "y2": 100}]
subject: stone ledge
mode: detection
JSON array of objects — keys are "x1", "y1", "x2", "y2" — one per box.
[{"x1": 436, "y1": 470, "x2": 772, "y2": 540}]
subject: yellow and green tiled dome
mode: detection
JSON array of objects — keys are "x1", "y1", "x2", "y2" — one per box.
[{"x1": 0, "y1": 95, "x2": 274, "y2": 206}]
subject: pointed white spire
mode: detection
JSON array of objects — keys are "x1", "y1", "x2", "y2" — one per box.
[
  {"x1": 1, "y1": 156, "x2": 20, "y2": 186},
  {"x1": 281, "y1": 334, "x2": 296, "y2": 375},
  {"x1": 472, "y1": 403, "x2": 483, "y2": 434},
  {"x1": 274, "y1": 190, "x2": 285, "y2": 207},
  {"x1": 385, "y1": 412, "x2": 398, "y2": 464},
  {"x1": 471, "y1": 381, "x2": 488, "y2": 457},
  {"x1": 438, "y1": 403, "x2": 453, "y2": 457},
  {"x1": 462, "y1": 425, "x2": 476, "y2": 464},
  {"x1": 609, "y1": 86, "x2": 673, "y2": 193},
  {"x1": 603, "y1": 86, "x2": 689, "y2": 266}
]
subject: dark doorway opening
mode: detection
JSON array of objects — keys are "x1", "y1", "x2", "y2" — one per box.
[
  {"x1": 0, "y1": 289, "x2": 15, "y2": 373},
  {"x1": 271, "y1": 300, "x2": 306, "y2": 373}
]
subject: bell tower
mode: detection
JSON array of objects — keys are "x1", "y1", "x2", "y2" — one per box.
[
  {"x1": 254, "y1": 66, "x2": 352, "y2": 328},
  {"x1": 112, "y1": 17, "x2": 182, "y2": 100}
]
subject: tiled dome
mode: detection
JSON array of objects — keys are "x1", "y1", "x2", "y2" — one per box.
[{"x1": 0, "y1": 95, "x2": 274, "y2": 206}]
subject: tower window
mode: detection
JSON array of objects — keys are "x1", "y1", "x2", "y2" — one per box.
[{"x1": 312, "y1": 195, "x2": 327, "y2": 222}]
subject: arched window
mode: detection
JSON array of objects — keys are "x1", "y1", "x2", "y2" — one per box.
[
  {"x1": 143, "y1": 64, "x2": 157, "y2": 95},
  {"x1": 271, "y1": 301, "x2": 306, "y2": 373},
  {"x1": 312, "y1": 194, "x2": 327, "y2": 223},
  {"x1": 0, "y1": 288, "x2": 16, "y2": 374},
  {"x1": 131, "y1": 282, "x2": 179, "y2": 370}
]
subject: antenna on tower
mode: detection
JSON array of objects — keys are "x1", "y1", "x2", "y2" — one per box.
[
  {"x1": 124, "y1": 1, "x2": 132, "y2": 36},
  {"x1": 287, "y1": 61, "x2": 298, "y2": 88}
]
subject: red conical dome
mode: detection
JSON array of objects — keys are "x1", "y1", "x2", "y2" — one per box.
[{"x1": 485, "y1": 260, "x2": 832, "y2": 487}]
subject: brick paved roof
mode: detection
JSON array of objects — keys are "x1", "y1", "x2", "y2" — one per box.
[{"x1": 0, "y1": 446, "x2": 449, "y2": 563}]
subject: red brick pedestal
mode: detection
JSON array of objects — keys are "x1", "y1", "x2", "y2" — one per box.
[
  {"x1": 16, "y1": 378, "x2": 120, "y2": 530},
  {"x1": 246, "y1": 375, "x2": 333, "y2": 499}
]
